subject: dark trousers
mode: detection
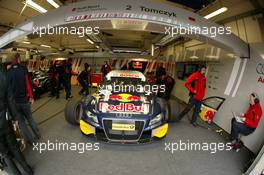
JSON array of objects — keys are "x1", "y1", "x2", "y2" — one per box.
[
  {"x1": 49, "y1": 78, "x2": 57, "y2": 96},
  {"x1": 178, "y1": 96, "x2": 202, "y2": 123},
  {"x1": 79, "y1": 81, "x2": 89, "y2": 95},
  {"x1": 231, "y1": 118, "x2": 255, "y2": 141},
  {"x1": 15, "y1": 103, "x2": 40, "y2": 144},
  {"x1": 0, "y1": 126, "x2": 32, "y2": 175},
  {"x1": 56, "y1": 76, "x2": 71, "y2": 98}
]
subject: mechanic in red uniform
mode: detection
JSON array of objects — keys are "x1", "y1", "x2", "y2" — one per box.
[
  {"x1": 231, "y1": 93, "x2": 262, "y2": 150},
  {"x1": 101, "y1": 61, "x2": 111, "y2": 77},
  {"x1": 177, "y1": 65, "x2": 207, "y2": 127},
  {"x1": 7, "y1": 53, "x2": 41, "y2": 145}
]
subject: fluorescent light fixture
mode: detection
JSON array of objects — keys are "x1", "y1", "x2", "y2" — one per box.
[
  {"x1": 22, "y1": 41, "x2": 31, "y2": 44},
  {"x1": 205, "y1": 55, "x2": 219, "y2": 59},
  {"x1": 190, "y1": 55, "x2": 199, "y2": 59},
  {"x1": 113, "y1": 49, "x2": 141, "y2": 54},
  {"x1": 95, "y1": 45, "x2": 99, "y2": 49},
  {"x1": 151, "y1": 44, "x2": 154, "y2": 56},
  {"x1": 40, "y1": 44, "x2": 51, "y2": 48},
  {"x1": 204, "y1": 7, "x2": 228, "y2": 19},
  {"x1": 56, "y1": 57, "x2": 66, "y2": 60},
  {"x1": 86, "y1": 38, "x2": 94, "y2": 44},
  {"x1": 47, "y1": 0, "x2": 59, "y2": 8},
  {"x1": 26, "y1": 0, "x2": 47, "y2": 13}
]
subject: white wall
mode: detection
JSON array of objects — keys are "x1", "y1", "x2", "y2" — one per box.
[{"x1": 165, "y1": 14, "x2": 264, "y2": 153}]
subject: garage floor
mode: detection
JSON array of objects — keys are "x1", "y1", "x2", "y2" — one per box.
[{"x1": 19, "y1": 86, "x2": 253, "y2": 175}]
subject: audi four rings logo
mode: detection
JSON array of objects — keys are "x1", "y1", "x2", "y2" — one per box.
[
  {"x1": 115, "y1": 113, "x2": 133, "y2": 117},
  {"x1": 256, "y1": 63, "x2": 264, "y2": 75}
]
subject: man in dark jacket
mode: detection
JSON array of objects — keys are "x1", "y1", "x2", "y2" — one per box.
[
  {"x1": 177, "y1": 65, "x2": 207, "y2": 126},
  {"x1": 7, "y1": 53, "x2": 41, "y2": 144},
  {"x1": 77, "y1": 63, "x2": 90, "y2": 96},
  {"x1": 48, "y1": 62, "x2": 56, "y2": 97},
  {"x1": 0, "y1": 64, "x2": 33, "y2": 175},
  {"x1": 55, "y1": 60, "x2": 72, "y2": 100},
  {"x1": 65, "y1": 58, "x2": 73, "y2": 99}
]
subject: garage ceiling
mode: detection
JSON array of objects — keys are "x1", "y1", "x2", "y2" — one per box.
[
  {"x1": 0, "y1": 0, "x2": 263, "y2": 59},
  {"x1": 167, "y1": 0, "x2": 216, "y2": 11}
]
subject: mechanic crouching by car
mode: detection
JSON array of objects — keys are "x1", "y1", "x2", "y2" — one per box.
[
  {"x1": 0, "y1": 64, "x2": 33, "y2": 175},
  {"x1": 78, "y1": 63, "x2": 90, "y2": 96},
  {"x1": 7, "y1": 53, "x2": 41, "y2": 145},
  {"x1": 230, "y1": 93, "x2": 262, "y2": 151},
  {"x1": 177, "y1": 65, "x2": 207, "y2": 127}
]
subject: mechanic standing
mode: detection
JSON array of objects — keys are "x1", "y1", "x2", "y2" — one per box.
[
  {"x1": 0, "y1": 63, "x2": 33, "y2": 175},
  {"x1": 101, "y1": 61, "x2": 111, "y2": 77},
  {"x1": 77, "y1": 63, "x2": 90, "y2": 96},
  {"x1": 65, "y1": 58, "x2": 73, "y2": 99},
  {"x1": 55, "y1": 61, "x2": 71, "y2": 100},
  {"x1": 7, "y1": 53, "x2": 41, "y2": 144},
  {"x1": 48, "y1": 61, "x2": 56, "y2": 97},
  {"x1": 177, "y1": 65, "x2": 207, "y2": 127}
]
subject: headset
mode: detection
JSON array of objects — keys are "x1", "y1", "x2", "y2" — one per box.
[{"x1": 251, "y1": 93, "x2": 260, "y2": 104}]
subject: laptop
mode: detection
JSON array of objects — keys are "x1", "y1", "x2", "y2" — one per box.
[{"x1": 232, "y1": 111, "x2": 244, "y2": 123}]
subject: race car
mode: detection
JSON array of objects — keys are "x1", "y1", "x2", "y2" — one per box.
[{"x1": 65, "y1": 70, "x2": 179, "y2": 143}]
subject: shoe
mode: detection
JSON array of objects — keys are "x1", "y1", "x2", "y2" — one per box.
[
  {"x1": 232, "y1": 143, "x2": 242, "y2": 152},
  {"x1": 191, "y1": 122, "x2": 198, "y2": 127}
]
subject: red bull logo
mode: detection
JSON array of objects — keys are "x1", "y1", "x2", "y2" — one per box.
[
  {"x1": 109, "y1": 94, "x2": 141, "y2": 102},
  {"x1": 99, "y1": 103, "x2": 144, "y2": 113}
]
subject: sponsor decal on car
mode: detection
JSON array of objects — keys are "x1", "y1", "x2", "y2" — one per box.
[
  {"x1": 109, "y1": 93, "x2": 141, "y2": 102},
  {"x1": 99, "y1": 102, "x2": 145, "y2": 113}
]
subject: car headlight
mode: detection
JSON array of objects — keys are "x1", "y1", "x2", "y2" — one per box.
[
  {"x1": 149, "y1": 113, "x2": 163, "y2": 126},
  {"x1": 86, "y1": 110, "x2": 99, "y2": 123}
]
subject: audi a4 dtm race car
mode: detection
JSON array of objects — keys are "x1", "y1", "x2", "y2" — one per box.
[{"x1": 64, "y1": 70, "x2": 179, "y2": 143}]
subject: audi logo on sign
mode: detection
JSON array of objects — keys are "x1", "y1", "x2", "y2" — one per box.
[{"x1": 256, "y1": 63, "x2": 264, "y2": 75}]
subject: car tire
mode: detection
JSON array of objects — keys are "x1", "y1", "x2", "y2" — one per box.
[
  {"x1": 64, "y1": 98, "x2": 83, "y2": 125},
  {"x1": 168, "y1": 99, "x2": 180, "y2": 122}
]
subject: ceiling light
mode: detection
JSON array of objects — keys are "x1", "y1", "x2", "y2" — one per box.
[
  {"x1": 22, "y1": 41, "x2": 31, "y2": 44},
  {"x1": 151, "y1": 44, "x2": 154, "y2": 56},
  {"x1": 190, "y1": 55, "x2": 199, "y2": 59},
  {"x1": 204, "y1": 7, "x2": 228, "y2": 19},
  {"x1": 47, "y1": 0, "x2": 59, "y2": 8},
  {"x1": 86, "y1": 38, "x2": 94, "y2": 44},
  {"x1": 26, "y1": 0, "x2": 47, "y2": 13},
  {"x1": 40, "y1": 44, "x2": 51, "y2": 48},
  {"x1": 96, "y1": 45, "x2": 99, "y2": 49},
  {"x1": 113, "y1": 49, "x2": 141, "y2": 54}
]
